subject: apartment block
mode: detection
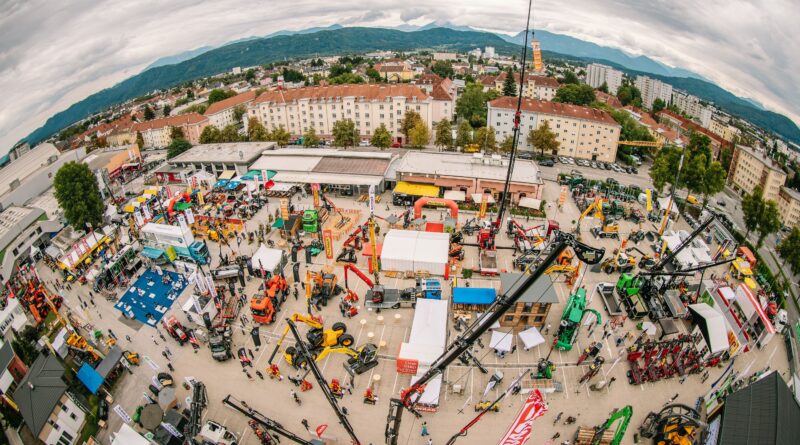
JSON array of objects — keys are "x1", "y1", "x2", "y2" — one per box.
[
  {"x1": 488, "y1": 97, "x2": 621, "y2": 162},
  {"x1": 130, "y1": 113, "x2": 208, "y2": 148},
  {"x1": 777, "y1": 186, "x2": 800, "y2": 229},
  {"x1": 586, "y1": 63, "x2": 624, "y2": 95},
  {"x1": 728, "y1": 145, "x2": 786, "y2": 202},
  {"x1": 247, "y1": 84, "x2": 452, "y2": 143},
  {"x1": 204, "y1": 90, "x2": 256, "y2": 128},
  {"x1": 484, "y1": 72, "x2": 560, "y2": 101},
  {"x1": 635, "y1": 75, "x2": 673, "y2": 109}
]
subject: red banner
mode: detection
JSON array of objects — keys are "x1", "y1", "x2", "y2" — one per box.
[
  {"x1": 315, "y1": 424, "x2": 328, "y2": 438},
  {"x1": 498, "y1": 389, "x2": 547, "y2": 445},
  {"x1": 323, "y1": 230, "x2": 333, "y2": 260}
]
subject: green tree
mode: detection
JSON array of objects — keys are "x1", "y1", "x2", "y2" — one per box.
[
  {"x1": 163, "y1": 104, "x2": 172, "y2": 116},
  {"x1": 11, "y1": 326, "x2": 40, "y2": 366},
  {"x1": 208, "y1": 88, "x2": 235, "y2": 104},
  {"x1": 366, "y1": 67, "x2": 382, "y2": 83},
  {"x1": 561, "y1": 70, "x2": 580, "y2": 85},
  {"x1": 408, "y1": 121, "x2": 430, "y2": 148},
  {"x1": 233, "y1": 105, "x2": 246, "y2": 123},
  {"x1": 371, "y1": 123, "x2": 392, "y2": 149},
  {"x1": 270, "y1": 125, "x2": 290, "y2": 147},
  {"x1": 167, "y1": 138, "x2": 192, "y2": 159},
  {"x1": 597, "y1": 82, "x2": 609, "y2": 94},
  {"x1": 220, "y1": 124, "x2": 242, "y2": 142},
  {"x1": 53, "y1": 162, "x2": 104, "y2": 230},
  {"x1": 777, "y1": 228, "x2": 800, "y2": 275},
  {"x1": 170, "y1": 126, "x2": 184, "y2": 140},
  {"x1": 434, "y1": 119, "x2": 453, "y2": 149},
  {"x1": 400, "y1": 110, "x2": 423, "y2": 141},
  {"x1": 527, "y1": 121, "x2": 560, "y2": 156},
  {"x1": 499, "y1": 135, "x2": 515, "y2": 153},
  {"x1": 501, "y1": 69, "x2": 517, "y2": 96},
  {"x1": 248, "y1": 118, "x2": 269, "y2": 141},
  {"x1": 651, "y1": 98, "x2": 666, "y2": 114},
  {"x1": 756, "y1": 201, "x2": 782, "y2": 249},
  {"x1": 329, "y1": 73, "x2": 365, "y2": 84},
  {"x1": 431, "y1": 61, "x2": 455, "y2": 79},
  {"x1": 455, "y1": 120, "x2": 473, "y2": 148},
  {"x1": 245, "y1": 68, "x2": 256, "y2": 82},
  {"x1": 617, "y1": 83, "x2": 643, "y2": 108},
  {"x1": 199, "y1": 125, "x2": 221, "y2": 144},
  {"x1": 475, "y1": 126, "x2": 498, "y2": 153},
  {"x1": 554, "y1": 84, "x2": 596, "y2": 106},
  {"x1": 329, "y1": 64, "x2": 351, "y2": 77},
  {"x1": 700, "y1": 161, "x2": 727, "y2": 202},
  {"x1": 303, "y1": 126, "x2": 321, "y2": 147},
  {"x1": 332, "y1": 119, "x2": 358, "y2": 147},
  {"x1": 143, "y1": 105, "x2": 155, "y2": 121},
  {"x1": 456, "y1": 83, "x2": 497, "y2": 128},
  {"x1": 135, "y1": 131, "x2": 144, "y2": 149},
  {"x1": 742, "y1": 186, "x2": 766, "y2": 239},
  {"x1": 648, "y1": 146, "x2": 683, "y2": 193}
]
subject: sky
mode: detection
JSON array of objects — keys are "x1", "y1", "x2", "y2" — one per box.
[{"x1": 1, "y1": 0, "x2": 798, "y2": 152}]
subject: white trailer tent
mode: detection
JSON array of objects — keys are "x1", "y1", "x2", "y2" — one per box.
[
  {"x1": 689, "y1": 303, "x2": 730, "y2": 358},
  {"x1": 250, "y1": 243, "x2": 287, "y2": 277},
  {"x1": 141, "y1": 222, "x2": 194, "y2": 249},
  {"x1": 380, "y1": 230, "x2": 449, "y2": 275},
  {"x1": 397, "y1": 299, "x2": 449, "y2": 375}
]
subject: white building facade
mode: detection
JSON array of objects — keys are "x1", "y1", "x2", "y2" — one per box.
[
  {"x1": 635, "y1": 75, "x2": 673, "y2": 109},
  {"x1": 586, "y1": 63, "x2": 624, "y2": 95}
]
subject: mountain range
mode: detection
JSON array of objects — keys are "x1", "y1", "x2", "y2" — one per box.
[{"x1": 22, "y1": 25, "x2": 800, "y2": 146}]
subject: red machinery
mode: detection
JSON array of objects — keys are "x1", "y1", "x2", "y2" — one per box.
[
  {"x1": 162, "y1": 316, "x2": 188, "y2": 345},
  {"x1": 342, "y1": 264, "x2": 374, "y2": 302},
  {"x1": 626, "y1": 334, "x2": 703, "y2": 385},
  {"x1": 251, "y1": 276, "x2": 286, "y2": 324}
]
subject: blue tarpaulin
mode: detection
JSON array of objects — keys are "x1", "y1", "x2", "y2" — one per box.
[
  {"x1": 76, "y1": 364, "x2": 103, "y2": 394},
  {"x1": 226, "y1": 180, "x2": 241, "y2": 190},
  {"x1": 114, "y1": 270, "x2": 187, "y2": 326},
  {"x1": 141, "y1": 247, "x2": 164, "y2": 259},
  {"x1": 452, "y1": 287, "x2": 496, "y2": 305},
  {"x1": 213, "y1": 179, "x2": 229, "y2": 188}
]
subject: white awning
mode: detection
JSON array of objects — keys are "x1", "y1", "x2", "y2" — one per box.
[
  {"x1": 490, "y1": 330, "x2": 513, "y2": 352},
  {"x1": 518, "y1": 197, "x2": 542, "y2": 209},
  {"x1": 443, "y1": 190, "x2": 466, "y2": 202},
  {"x1": 471, "y1": 193, "x2": 495, "y2": 203},
  {"x1": 689, "y1": 303, "x2": 729, "y2": 354},
  {"x1": 272, "y1": 171, "x2": 383, "y2": 186},
  {"x1": 267, "y1": 182, "x2": 296, "y2": 192},
  {"x1": 518, "y1": 326, "x2": 545, "y2": 350}
]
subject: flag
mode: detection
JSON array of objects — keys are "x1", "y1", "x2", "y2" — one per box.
[{"x1": 498, "y1": 389, "x2": 547, "y2": 445}]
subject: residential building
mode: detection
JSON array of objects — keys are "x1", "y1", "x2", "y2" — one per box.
[
  {"x1": 13, "y1": 354, "x2": 88, "y2": 445},
  {"x1": 586, "y1": 63, "x2": 624, "y2": 95},
  {"x1": 0, "y1": 143, "x2": 86, "y2": 211},
  {"x1": 728, "y1": 145, "x2": 787, "y2": 202},
  {"x1": 635, "y1": 75, "x2": 673, "y2": 109},
  {"x1": 483, "y1": 46, "x2": 495, "y2": 59},
  {"x1": 432, "y1": 52, "x2": 457, "y2": 61},
  {"x1": 0, "y1": 206, "x2": 63, "y2": 284},
  {"x1": 0, "y1": 342, "x2": 28, "y2": 395},
  {"x1": 594, "y1": 91, "x2": 623, "y2": 109},
  {"x1": 130, "y1": 113, "x2": 209, "y2": 148},
  {"x1": 488, "y1": 97, "x2": 621, "y2": 162},
  {"x1": 372, "y1": 60, "x2": 414, "y2": 81},
  {"x1": 469, "y1": 48, "x2": 482, "y2": 59},
  {"x1": 247, "y1": 84, "x2": 449, "y2": 144},
  {"x1": 415, "y1": 74, "x2": 457, "y2": 121},
  {"x1": 708, "y1": 118, "x2": 741, "y2": 143},
  {"x1": 657, "y1": 110, "x2": 729, "y2": 158},
  {"x1": 483, "y1": 72, "x2": 560, "y2": 101},
  {"x1": 204, "y1": 90, "x2": 256, "y2": 129},
  {"x1": 391, "y1": 151, "x2": 543, "y2": 203},
  {"x1": 777, "y1": 186, "x2": 800, "y2": 229},
  {"x1": 159, "y1": 141, "x2": 274, "y2": 179}
]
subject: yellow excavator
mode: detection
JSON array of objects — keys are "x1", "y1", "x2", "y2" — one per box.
[
  {"x1": 268, "y1": 313, "x2": 353, "y2": 365},
  {"x1": 575, "y1": 198, "x2": 604, "y2": 236},
  {"x1": 66, "y1": 332, "x2": 105, "y2": 362},
  {"x1": 545, "y1": 250, "x2": 581, "y2": 285},
  {"x1": 639, "y1": 404, "x2": 704, "y2": 445}
]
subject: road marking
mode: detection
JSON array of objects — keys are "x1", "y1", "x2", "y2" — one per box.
[{"x1": 561, "y1": 366, "x2": 569, "y2": 399}]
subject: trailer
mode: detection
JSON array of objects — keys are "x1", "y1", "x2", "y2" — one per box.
[
  {"x1": 479, "y1": 249, "x2": 498, "y2": 275},
  {"x1": 595, "y1": 282, "x2": 624, "y2": 316},
  {"x1": 365, "y1": 278, "x2": 441, "y2": 309}
]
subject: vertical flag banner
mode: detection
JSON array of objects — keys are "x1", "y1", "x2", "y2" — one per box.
[
  {"x1": 479, "y1": 193, "x2": 489, "y2": 219},
  {"x1": 323, "y1": 230, "x2": 333, "y2": 259},
  {"x1": 312, "y1": 183, "x2": 320, "y2": 209},
  {"x1": 498, "y1": 389, "x2": 548, "y2": 445}
]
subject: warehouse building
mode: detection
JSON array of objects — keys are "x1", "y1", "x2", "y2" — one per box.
[
  {"x1": 154, "y1": 142, "x2": 275, "y2": 182},
  {"x1": 249, "y1": 148, "x2": 395, "y2": 195},
  {"x1": 389, "y1": 151, "x2": 543, "y2": 205}
]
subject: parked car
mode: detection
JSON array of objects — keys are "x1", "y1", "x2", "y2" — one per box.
[
  {"x1": 359, "y1": 140, "x2": 370, "y2": 147},
  {"x1": 607, "y1": 178, "x2": 619, "y2": 185},
  {"x1": 590, "y1": 161, "x2": 597, "y2": 169},
  {"x1": 567, "y1": 158, "x2": 575, "y2": 164},
  {"x1": 559, "y1": 156, "x2": 569, "y2": 164},
  {"x1": 517, "y1": 151, "x2": 534, "y2": 160},
  {"x1": 391, "y1": 142, "x2": 401, "y2": 148},
  {"x1": 539, "y1": 159, "x2": 555, "y2": 167}
]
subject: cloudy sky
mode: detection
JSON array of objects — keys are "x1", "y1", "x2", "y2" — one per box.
[{"x1": 1, "y1": 0, "x2": 797, "y2": 151}]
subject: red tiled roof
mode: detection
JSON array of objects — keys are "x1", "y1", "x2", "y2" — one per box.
[
  {"x1": 418, "y1": 73, "x2": 443, "y2": 85},
  {"x1": 431, "y1": 84, "x2": 452, "y2": 101},
  {"x1": 657, "y1": 110, "x2": 726, "y2": 145},
  {"x1": 131, "y1": 113, "x2": 207, "y2": 132},
  {"x1": 204, "y1": 90, "x2": 256, "y2": 116},
  {"x1": 494, "y1": 72, "x2": 559, "y2": 88},
  {"x1": 479, "y1": 75, "x2": 497, "y2": 86},
  {"x1": 253, "y1": 84, "x2": 429, "y2": 104},
  {"x1": 489, "y1": 97, "x2": 619, "y2": 126},
  {"x1": 594, "y1": 91, "x2": 622, "y2": 109}
]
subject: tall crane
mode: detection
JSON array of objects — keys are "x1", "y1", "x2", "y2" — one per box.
[
  {"x1": 185, "y1": 381, "x2": 208, "y2": 443},
  {"x1": 222, "y1": 395, "x2": 322, "y2": 444},
  {"x1": 287, "y1": 319, "x2": 362, "y2": 445},
  {"x1": 384, "y1": 231, "x2": 604, "y2": 444}
]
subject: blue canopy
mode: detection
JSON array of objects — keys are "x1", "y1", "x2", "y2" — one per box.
[
  {"x1": 452, "y1": 287, "x2": 496, "y2": 305},
  {"x1": 213, "y1": 179, "x2": 229, "y2": 188},
  {"x1": 240, "y1": 169, "x2": 277, "y2": 181},
  {"x1": 226, "y1": 180, "x2": 241, "y2": 190},
  {"x1": 76, "y1": 364, "x2": 103, "y2": 394},
  {"x1": 141, "y1": 247, "x2": 165, "y2": 259}
]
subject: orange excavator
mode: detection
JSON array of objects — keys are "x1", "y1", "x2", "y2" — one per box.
[{"x1": 251, "y1": 275, "x2": 287, "y2": 324}]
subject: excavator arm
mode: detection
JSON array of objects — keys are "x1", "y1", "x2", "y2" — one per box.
[
  {"x1": 223, "y1": 395, "x2": 316, "y2": 445},
  {"x1": 576, "y1": 198, "x2": 603, "y2": 234},
  {"x1": 343, "y1": 263, "x2": 374, "y2": 289}
]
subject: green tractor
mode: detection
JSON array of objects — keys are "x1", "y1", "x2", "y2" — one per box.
[
  {"x1": 302, "y1": 209, "x2": 319, "y2": 233},
  {"x1": 555, "y1": 288, "x2": 602, "y2": 351},
  {"x1": 615, "y1": 273, "x2": 649, "y2": 319}
]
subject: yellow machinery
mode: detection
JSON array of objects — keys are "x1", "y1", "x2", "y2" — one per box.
[
  {"x1": 599, "y1": 240, "x2": 636, "y2": 274},
  {"x1": 545, "y1": 251, "x2": 581, "y2": 285},
  {"x1": 268, "y1": 313, "x2": 354, "y2": 366},
  {"x1": 66, "y1": 332, "x2": 105, "y2": 362},
  {"x1": 640, "y1": 404, "x2": 703, "y2": 445},
  {"x1": 617, "y1": 140, "x2": 663, "y2": 149},
  {"x1": 123, "y1": 350, "x2": 140, "y2": 366},
  {"x1": 576, "y1": 198, "x2": 604, "y2": 236}
]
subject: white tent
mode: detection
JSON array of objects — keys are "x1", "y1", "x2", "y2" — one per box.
[
  {"x1": 471, "y1": 193, "x2": 495, "y2": 203},
  {"x1": 490, "y1": 330, "x2": 513, "y2": 352},
  {"x1": 250, "y1": 244, "x2": 286, "y2": 276},
  {"x1": 689, "y1": 303, "x2": 729, "y2": 355},
  {"x1": 381, "y1": 230, "x2": 449, "y2": 275},
  {"x1": 518, "y1": 197, "x2": 542, "y2": 210},
  {"x1": 443, "y1": 190, "x2": 466, "y2": 202},
  {"x1": 112, "y1": 423, "x2": 151, "y2": 445},
  {"x1": 518, "y1": 326, "x2": 545, "y2": 351},
  {"x1": 411, "y1": 372, "x2": 443, "y2": 406}
]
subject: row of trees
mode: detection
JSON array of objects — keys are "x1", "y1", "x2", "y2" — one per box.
[{"x1": 649, "y1": 133, "x2": 727, "y2": 204}]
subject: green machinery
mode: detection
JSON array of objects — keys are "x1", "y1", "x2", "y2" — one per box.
[
  {"x1": 602, "y1": 200, "x2": 625, "y2": 219},
  {"x1": 615, "y1": 273, "x2": 650, "y2": 319},
  {"x1": 555, "y1": 288, "x2": 601, "y2": 351},
  {"x1": 575, "y1": 405, "x2": 633, "y2": 445},
  {"x1": 302, "y1": 209, "x2": 319, "y2": 233}
]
